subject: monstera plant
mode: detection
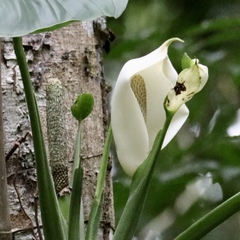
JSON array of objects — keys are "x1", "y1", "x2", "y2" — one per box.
[{"x1": 1, "y1": 1, "x2": 240, "y2": 240}]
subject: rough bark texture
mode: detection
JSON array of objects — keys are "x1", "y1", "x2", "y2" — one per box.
[
  {"x1": 0, "y1": 39, "x2": 12, "y2": 240},
  {"x1": 2, "y1": 20, "x2": 114, "y2": 239}
]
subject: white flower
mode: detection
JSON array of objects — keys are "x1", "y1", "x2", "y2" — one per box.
[
  {"x1": 165, "y1": 58, "x2": 209, "y2": 112},
  {"x1": 111, "y1": 38, "x2": 189, "y2": 176}
]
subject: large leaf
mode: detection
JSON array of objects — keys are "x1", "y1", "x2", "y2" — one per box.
[{"x1": 0, "y1": 0, "x2": 128, "y2": 37}]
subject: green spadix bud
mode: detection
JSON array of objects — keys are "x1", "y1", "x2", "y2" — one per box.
[{"x1": 71, "y1": 93, "x2": 94, "y2": 122}]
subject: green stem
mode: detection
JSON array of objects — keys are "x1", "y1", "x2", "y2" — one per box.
[
  {"x1": 114, "y1": 111, "x2": 174, "y2": 240},
  {"x1": 13, "y1": 37, "x2": 66, "y2": 240},
  {"x1": 68, "y1": 121, "x2": 85, "y2": 240},
  {"x1": 174, "y1": 191, "x2": 240, "y2": 240},
  {"x1": 68, "y1": 167, "x2": 83, "y2": 240},
  {"x1": 85, "y1": 125, "x2": 113, "y2": 240},
  {"x1": 71, "y1": 121, "x2": 82, "y2": 186}
]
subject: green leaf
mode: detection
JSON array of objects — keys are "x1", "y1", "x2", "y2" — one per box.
[
  {"x1": 0, "y1": 0, "x2": 128, "y2": 37},
  {"x1": 85, "y1": 126, "x2": 113, "y2": 240},
  {"x1": 174, "y1": 191, "x2": 240, "y2": 240}
]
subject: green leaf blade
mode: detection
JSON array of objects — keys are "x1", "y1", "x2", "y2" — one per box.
[
  {"x1": 85, "y1": 126, "x2": 113, "y2": 240},
  {"x1": 0, "y1": 0, "x2": 128, "y2": 37}
]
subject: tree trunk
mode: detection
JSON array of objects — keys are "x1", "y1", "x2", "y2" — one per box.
[
  {"x1": 2, "y1": 20, "x2": 114, "y2": 239},
  {"x1": 0, "y1": 39, "x2": 12, "y2": 240}
]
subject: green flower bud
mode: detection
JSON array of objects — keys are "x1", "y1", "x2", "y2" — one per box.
[{"x1": 71, "y1": 93, "x2": 94, "y2": 122}]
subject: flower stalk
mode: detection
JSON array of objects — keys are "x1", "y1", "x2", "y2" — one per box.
[{"x1": 114, "y1": 110, "x2": 175, "y2": 240}]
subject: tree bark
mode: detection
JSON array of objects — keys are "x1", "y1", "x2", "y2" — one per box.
[
  {"x1": 0, "y1": 39, "x2": 12, "y2": 240},
  {"x1": 2, "y1": 20, "x2": 114, "y2": 239}
]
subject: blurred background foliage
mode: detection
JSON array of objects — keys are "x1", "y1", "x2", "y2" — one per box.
[{"x1": 104, "y1": 0, "x2": 240, "y2": 239}]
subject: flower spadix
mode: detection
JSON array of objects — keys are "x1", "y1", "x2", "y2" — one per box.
[
  {"x1": 165, "y1": 53, "x2": 208, "y2": 113},
  {"x1": 111, "y1": 38, "x2": 189, "y2": 176}
]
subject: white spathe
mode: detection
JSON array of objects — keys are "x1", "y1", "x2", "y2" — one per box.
[{"x1": 111, "y1": 38, "x2": 189, "y2": 176}]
